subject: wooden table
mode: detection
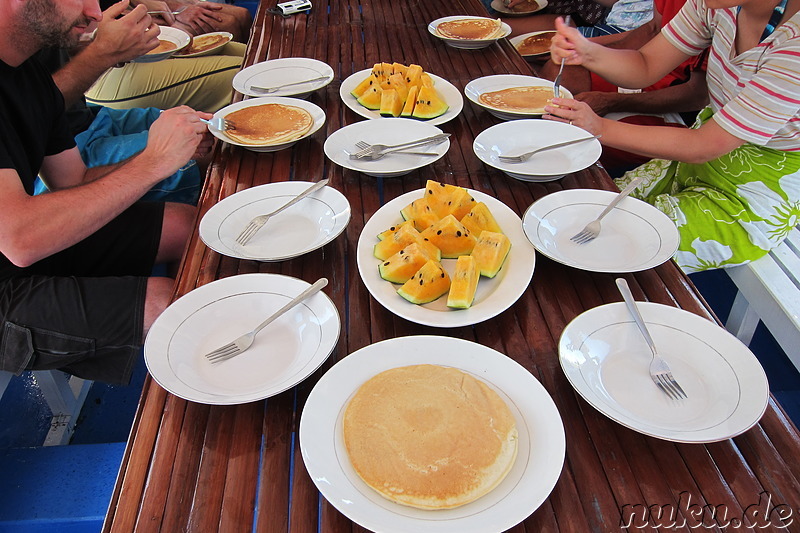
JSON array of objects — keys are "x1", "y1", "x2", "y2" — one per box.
[{"x1": 103, "y1": 1, "x2": 800, "y2": 531}]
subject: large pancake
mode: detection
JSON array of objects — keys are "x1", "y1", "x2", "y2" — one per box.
[
  {"x1": 436, "y1": 18, "x2": 504, "y2": 40},
  {"x1": 147, "y1": 39, "x2": 177, "y2": 55},
  {"x1": 343, "y1": 364, "x2": 518, "y2": 510},
  {"x1": 176, "y1": 33, "x2": 230, "y2": 55},
  {"x1": 224, "y1": 103, "x2": 314, "y2": 145},
  {"x1": 479, "y1": 86, "x2": 554, "y2": 113},
  {"x1": 516, "y1": 31, "x2": 555, "y2": 55},
  {"x1": 508, "y1": 0, "x2": 541, "y2": 13}
]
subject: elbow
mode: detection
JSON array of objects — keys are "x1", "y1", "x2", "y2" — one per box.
[{"x1": 0, "y1": 238, "x2": 43, "y2": 269}]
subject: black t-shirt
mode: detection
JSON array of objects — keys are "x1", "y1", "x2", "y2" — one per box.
[
  {"x1": 34, "y1": 47, "x2": 99, "y2": 136},
  {"x1": 0, "y1": 56, "x2": 76, "y2": 195}
]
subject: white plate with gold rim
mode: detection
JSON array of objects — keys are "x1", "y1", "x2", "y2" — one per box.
[
  {"x1": 233, "y1": 57, "x2": 334, "y2": 98},
  {"x1": 299, "y1": 335, "x2": 565, "y2": 533},
  {"x1": 509, "y1": 30, "x2": 556, "y2": 58},
  {"x1": 356, "y1": 188, "x2": 536, "y2": 328},
  {"x1": 522, "y1": 189, "x2": 679, "y2": 272},
  {"x1": 339, "y1": 68, "x2": 463, "y2": 127},
  {"x1": 428, "y1": 16, "x2": 512, "y2": 49},
  {"x1": 464, "y1": 74, "x2": 572, "y2": 121},
  {"x1": 199, "y1": 181, "x2": 351, "y2": 261},
  {"x1": 490, "y1": 0, "x2": 548, "y2": 16},
  {"x1": 145, "y1": 273, "x2": 340, "y2": 405},
  {"x1": 210, "y1": 96, "x2": 326, "y2": 152},
  {"x1": 559, "y1": 302, "x2": 768, "y2": 443}
]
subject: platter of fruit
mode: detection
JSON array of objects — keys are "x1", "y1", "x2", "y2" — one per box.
[
  {"x1": 340, "y1": 62, "x2": 463, "y2": 126},
  {"x1": 356, "y1": 180, "x2": 536, "y2": 327}
]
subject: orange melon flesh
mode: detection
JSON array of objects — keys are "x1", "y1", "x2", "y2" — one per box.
[
  {"x1": 421, "y1": 215, "x2": 477, "y2": 258},
  {"x1": 447, "y1": 255, "x2": 480, "y2": 309},
  {"x1": 379, "y1": 243, "x2": 436, "y2": 284},
  {"x1": 401, "y1": 197, "x2": 440, "y2": 232},
  {"x1": 401, "y1": 85, "x2": 419, "y2": 117},
  {"x1": 471, "y1": 231, "x2": 511, "y2": 278},
  {"x1": 412, "y1": 85, "x2": 448, "y2": 120},
  {"x1": 374, "y1": 224, "x2": 441, "y2": 261},
  {"x1": 377, "y1": 220, "x2": 413, "y2": 241},
  {"x1": 461, "y1": 202, "x2": 503, "y2": 236},
  {"x1": 379, "y1": 89, "x2": 404, "y2": 117},
  {"x1": 397, "y1": 260, "x2": 451, "y2": 304}
]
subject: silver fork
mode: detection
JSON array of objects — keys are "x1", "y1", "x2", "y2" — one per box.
[
  {"x1": 616, "y1": 278, "x2": 688, "y2": 401},
  {"x1": 498, "y1": 134, "x2": 599, "y2": 163},
  {"x1": 352, "y1": 141, "x2": 439, "y2": 160},
  {"x1": 249, "y1": 75, "x2": 331, "y2": 94},
  {"x1": 147, "y1": 6, "x2": 188, "y2": 16},
  {"x1": 570, "y1": 174, "x2": 644, "y2": 244},
  {"x1": 349, "y1": 133, "x2": 450, "y2": 160},
  {"x1": 552, "y1": 15, "x2": 571, "y2": 98},
  {"x1": 201, "y1": 117, "x2": 236, "y2": 131},
  {"x1": 235, "y1": 178, "x2": 329, "y2": 246},
  {"x1": 205, "y1": 278, "x2": 328, "y2": 364}
]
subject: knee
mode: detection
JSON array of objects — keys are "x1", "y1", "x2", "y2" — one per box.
[
  {"x1": 157, "y1": 203, "x2": 197, "y2": 264},
  {"x1": 144, "y1": 277, "x2": 176, "y2": 333}
]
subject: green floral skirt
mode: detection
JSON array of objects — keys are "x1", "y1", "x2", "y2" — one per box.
[{"x1": 614, "y1": 108, "x2": 800, "y2": 273}]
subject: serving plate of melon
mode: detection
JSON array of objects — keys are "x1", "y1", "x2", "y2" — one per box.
[
  {"x1": 340, "y1": 63, "x2": 463, "y2": 126},
  {"x1": 356, "y1": 180, "x2": 536, "y2": 327}
]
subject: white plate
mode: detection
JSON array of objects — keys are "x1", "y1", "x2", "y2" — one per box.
[
  {"x1": 133, "y1": 26, "x2": 190, "y2": 62},
  {"x1": 323, "y1": 118, "x2": 449, "y2": 178},
  {"x1": 428, "y1": 16, "x2": 512, "y2": 49},
  {"x1": 232, "y1": 57, "x2": 334, "y2": 98},
  {"x1": 299, "y1": 335, "x2": 565, "y2": 533},
  {"x1": 559, "y1": 302, "x2": 769, "y2": 443},
  {"x1": 199, "y1": 181, "x2": 351, "y2": 261},
  {"x1": 340, "y1": 69, "x2": 463, "y2": 127},
  {"x1": 173, "y1": 31, "x2": 232, "y2": 58},
  {"x1": 145, "y1": 273, "x2": 340, "y2": 405},
  {"x1": 509, "y1": 30, "x2": 556, "y2": 58},
  {"x1": 491, "y1": 0, "x2": 548, "y2": 16},
  {"x1": 474, "y1": 120, "x2": 601, "y2": 181},
  {"x1": 210, "y1": 96, "x2": 326, "y2": 152},
  {"x1": 522, "y1": 189, "x2": 679, "y2": 272},
  {"x1": 464, "y1": 74, "x2": 573, "y2": 121},
  {"x1": 357, "y1": 188, "x2": 536, "y2": 328}
]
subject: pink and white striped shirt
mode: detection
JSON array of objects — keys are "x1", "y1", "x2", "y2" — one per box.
[{"x1": 662, "y1": 0, "x2": 800, "y2": 150}]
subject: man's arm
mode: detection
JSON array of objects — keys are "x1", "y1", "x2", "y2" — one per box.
[
  {"x1": 0, "y1": 107, "x2": 208, "y2": 267},
  {"x1": 52, "y1": 1, "x2": 158, "y2": 106}
]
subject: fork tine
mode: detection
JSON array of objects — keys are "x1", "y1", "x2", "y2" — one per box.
[
  {"x1": 653, "y1": 378, "x2": 676, "y2": 400},
  {"x1": 667, "y1": 374, "x2": 688, "y2": 399},
  {"x1": 205, "y1": 343, "x2": 240, "y2": 361},
  {"x1": 655, "y1": 375, "x2": 680, "y2": 400},
  {"x1": 236, "y1": 221, "x2": 261, "y2": 245}
]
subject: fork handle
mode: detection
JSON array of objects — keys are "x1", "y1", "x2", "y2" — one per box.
[
  {"x1": 616, "y1": 278, "x2": 658, "y2": 355},
  {"x1": 373, "y1": 133, "x2": 450, "y2": 152},
  {"x1": 594, "y1": 174, "x2": 645, "y2": 221},
  {"x1": 269, "y1": 179, "x2": 329, "y2": 218},
  {"x1": 250, "y1": 75, "x2": 330, "y2": 92},
  {"x1": 252, "y1": 278, "x2": 329, "y2": 336}
]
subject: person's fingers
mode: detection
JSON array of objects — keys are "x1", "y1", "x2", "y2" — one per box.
[{"x1": 104, "y1": 0, "x2": 131, "y2": 19}]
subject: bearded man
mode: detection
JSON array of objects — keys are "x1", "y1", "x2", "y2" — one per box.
[{"x1": 0, "y1": 0, "x2": 211, "y2": 384}]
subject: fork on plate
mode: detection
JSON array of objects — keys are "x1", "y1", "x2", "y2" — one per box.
[
  {"x1": 205, "y1": 278, "x2": 328, "y2": 364},
  {"x1": 249, "y1": 75, "x2": 331, "y2": 94},
  {"x1": 349, "y1": 133, "x2": 450, "y2": 160},
  {"x1": 569, "y1": 174, "x2": 644, "y2": 244},
  {"x1": 616, "y1": 278, "x2": 688, "y2": 401},
  {"x1": 352, "y1": 141, "x2": 439, "y2": 160},
  {"x1": 201, "y1": 117, "x2": 236, "y2": 131},
  {"x1": 235, "y1": 178, "x2": 329, "y2": 246},
  {"x1": 498, "y1": 134, "x2": 599, "y2": 163}
]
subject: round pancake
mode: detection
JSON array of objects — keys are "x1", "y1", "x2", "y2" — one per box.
[
  {"x1": 223, "y1": 103, "x2": 314, "y2": 145},
  {"x1": 147, "y1": 39, "x2": 178, "y2": 55},
  {"x1": 508, "y1": 0, "x2": 541, "y2": 13},
  {"x1": 436, "y1": 18, "x2": 504, "y2": 40},
  {"x1": 343, "y1": 364, "x2": 518, "y2": 510},
  {"x1": 177, "y1": 33, "x2": 230, "y2": 55},
  {"x1": 516, "y1": 32, "x2": 555, "y2": 55},
  {"x1": 479, "y1": 86, "x2": 554, "y2": 113}
]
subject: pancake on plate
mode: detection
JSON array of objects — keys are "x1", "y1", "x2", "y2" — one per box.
[
  {"x1": 343, "y1": 364, "x2": 518, "y2": 510},
  {"x1": 223, "y1": 103, "x2": 314, "y2": 145},
  {"x1": 516, "y1": 31, "x2": 555, "y2": 55},
  {"x1": 176, "y1": 33, "x2": 230, "y2": 55},
  {"x1": 479, "y1": 86, "x2": 554, "y2": 113},
  {"x1": 147, "y1": 39, "x2": 178, "y2": 55},
  {"x1": 436, "y1": 18, "x2": 504, "y2": 40},
  {"x1": 507, "y1": 0, "x2": 541, "y2": 13}
]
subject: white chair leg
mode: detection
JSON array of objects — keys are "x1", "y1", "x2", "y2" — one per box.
[
  {"x1": 32, "y1": 370, "x2": 93, "y2": 446},
  {"x1": 725, "y1": 291, "x2": 760, "y2": 346}
]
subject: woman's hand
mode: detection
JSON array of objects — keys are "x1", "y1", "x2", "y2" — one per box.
[
  {"x1": 550, "y1": 16, "x2": 593, "y2": 67},
  {"x1": 543, "y1": 97, "x2": 604, "y2": 136}
]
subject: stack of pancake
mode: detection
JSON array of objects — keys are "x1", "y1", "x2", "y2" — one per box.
[
  {"x1": 479, "y1": 86, "x2": 555, "y2": 114},
  {"x1": 515, "y1": 31, "x2": 555, "y2": 56},
  {"x1": 176, "y1": 33, "x2": 231, "y2": 56},
  {"x1": 147, "y1": 39, "x2": 178, "y2": 55},
  {"x1": 435, "y1": 18, "x2": 505, "y2": 40},
  {"x1": 344, "y1": 364, "x2": 518, "y2": 510},
  {"x1": 223, "y1": 103, "x2": 314, "y2": 146}
]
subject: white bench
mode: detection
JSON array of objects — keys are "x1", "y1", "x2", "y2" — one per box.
[
  {"x1": 725, "y1": 227, "x2": 800, "y2": 373},
  {"x1": 0, "y1": 370, "x2": 92, "y2": 446}
]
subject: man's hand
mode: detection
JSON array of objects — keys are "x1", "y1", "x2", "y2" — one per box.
[
  {"x1": 173, "y1": 2, "x2": 224, "y2": 36},
  {"x1": 142, "y1": 107, "x2": 212, "y2": 180},
  {"x1": 92, "y1": 1, "x2": 159, "y2": 66},
  {"x1": 574, "y1": 91, "x2": 624, "y2": 116}
]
